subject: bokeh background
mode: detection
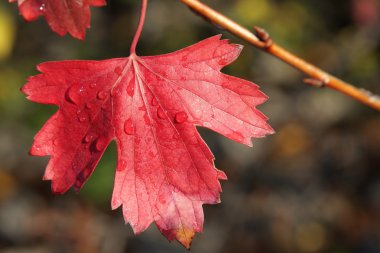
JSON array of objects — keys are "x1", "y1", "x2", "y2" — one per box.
[{"x1": 0, "y1": 0, "x2": 380, "y2": 252}]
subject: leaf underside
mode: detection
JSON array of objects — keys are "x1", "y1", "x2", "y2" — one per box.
[
  {"x1": 10, "y1": 0, "x2": 106, "y2": 39},
  {"x1": 22, "y1": 36, "x2": 274, "y2": 248}
]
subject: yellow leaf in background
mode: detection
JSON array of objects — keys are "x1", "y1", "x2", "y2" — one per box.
[
  {"x1": 235, "y1": 0, "x2": 271, "y2": 24},
  {"x1": 0, "y1": 6, "x2": 16, "y2": 61}
]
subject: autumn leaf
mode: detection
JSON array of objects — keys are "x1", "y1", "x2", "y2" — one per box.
[
  {"x1": 10, "y1": 0, "x2": 106, "y2": 39},
  {"x1": 22, "y1": 35, "x2": 273, "y2": 248}
]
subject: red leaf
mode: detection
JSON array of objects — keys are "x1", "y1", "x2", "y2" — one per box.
[
  {"x1": 22, "y1": 36, "x2": 274, "y2": 248},
  {"x1": 10, "y1": 0, "x2": 106, "y2": 39}
]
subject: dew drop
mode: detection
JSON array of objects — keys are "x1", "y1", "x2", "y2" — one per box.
[
  {"x1": 151, "y1": 97, "x2": 158, "y2": 106},
  {"x1": 85, "y1": 102, "x2": 94, "y2": 110},
  {"x1": 76, "y1": 109, "x2": 88, "y2": 122},
  {"x1": 33, "y1": 145, "x2": 41, "y2": 152},
  {"x1": 175, "y1": 111, "x2": 187, "y2": 124},
  {"x1": 53, "y1": 139, "x2": 59, "y2": 146},
  {"x1": 39, "y1": 3, "x2": 46, "y2": 12},
  {"x1": 97, "y1": 90, "x2": 108, "y2": 100},
  {"x1": 114, "y1": 67, "x2": 123, "y2": 76},
  {"x1": 180, "y1": 76, "x2": 186, "y2": 81},
  {"x1": 181, "y1": 55, "x2": 188, "y2": 61},
  {"x1": 66, "y1": 86, "x2": 79, "y2": 104},
  {"x1": 78, "y1": 86, "x2": 85, "y2": 94},
  {"x1": 83, "y1": 134, "x2": 95, "y2": 143},
  {"x1": 124, "y1": 119, "x2": 134, "y2": 135},
  {"x1": 78, "y1": 116, "x2": 87, "y2": 122},
  {"x1": 89, "y1": 83, "x2": 97, "y2": 89},
  {"x1": 94, "y1": 138, "x2": 107, "y2": 152},
  {"x1": 157, "y1": 107, "x2": 166, "y2": 119},
  {"x1": 117, "y1": 160, "x2": 127, "y2": 172}
]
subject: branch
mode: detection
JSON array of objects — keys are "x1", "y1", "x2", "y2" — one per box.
[{"x1": 180, "y1": 0, "x2": 380, "y2": 111}]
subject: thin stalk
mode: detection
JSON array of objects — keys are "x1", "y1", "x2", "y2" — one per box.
[
  {"x1": 180, "y1": 0, "x2": 380, "y2": 111},
  {"x1": 130, "y1": 0, "x2": 148, "y2": 55}
]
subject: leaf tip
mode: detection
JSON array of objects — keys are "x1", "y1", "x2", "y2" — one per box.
[
  {"x1": 72, "y1": 32, "x2": 86, "y2": 40},
  {"x1": 175, "y1": 227, "x2": 196, "y2": 249},
  {"x1": 235, "y1": 44, "x2": 244, "y2": 53},
  {"x1": 51, "y1": 181, "x2": 68, "y2": 195},
  {"x1": 19, "y1": 85, "x2": 27, "y2": 95},
  {"x1": 217, "y1": 169, "x2": 227, "y2": 180},
  {"x1": 111, "y1": 196, "x2": 122, "y2": 210},
  {"x1": 29, "y1": 143, "x2": 45, "y2": 156}
]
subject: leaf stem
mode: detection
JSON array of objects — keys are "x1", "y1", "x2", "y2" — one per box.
[
  {"x1": 130, "y1": 0, "x2": 148, "y2": 55},
  {"x1": 180, "y1": 0, "x2": 380, "y2": 111}
]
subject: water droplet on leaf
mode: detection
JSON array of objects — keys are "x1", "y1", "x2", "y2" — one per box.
[
  {"x1": 84, "y1": 134, "x2": 95, "y2": 143},
  {"x1": 97, "y1": 90, "x2": 108, "y2": 100},
  {"x1": 76, "y1": 109, "x2": 88, "y2": 122},
  {"x1": 33, "y1": 145, "x2": 41, "y2": 152},
  {"x1": 78, "y1": 86, "x2": 85, "y2": 94},
  {"x1": 175, "y1": 112, "x2": 188, "y2": 124},
  {"x1": 124, "y1": 119, "x2": 134, "y2": 135},
  {"x1": 117, "y1": 160, "x2": 127, "y2": 172},
  {"x1": 89, "y1": 83, "x2": 97, "y2": 89},
  {"x1": 85, "y1": 102, "x2": 94, "y2": 110},
  {"x1": 78, "y1": 116, "x2": 87, "y2": 122},
  {"x1": 39, "y1": 3, "x2": 46, "y2": 12},
  {"x1": 157, "y1": 108, "x2": 166, "y2": 119},
  {"x1": 66, "y1": 86, "x2": 79, "y2": 104},
  {"x1": 151, "y1": 98, "x2": 158, "y2": 106},
  {"x1": 94, "y1": 138, "x2": 107, "y2": 152}
]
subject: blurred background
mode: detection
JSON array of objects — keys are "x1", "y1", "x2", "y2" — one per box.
[{"x1": 0, "y1": 0, "x2": 379, "y2": 252}]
